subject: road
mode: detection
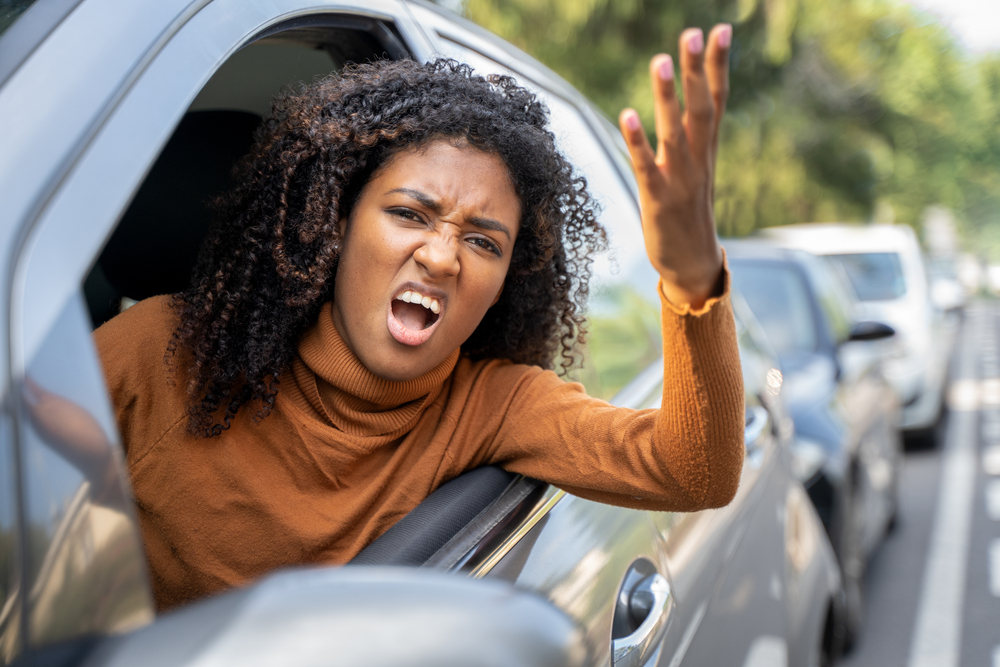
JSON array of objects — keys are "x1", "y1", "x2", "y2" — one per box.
[{"x1": 842, "y1": 301, "x2": 1000, "y2": 667}]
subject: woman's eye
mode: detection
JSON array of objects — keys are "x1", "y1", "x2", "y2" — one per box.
[
  {"x1": 470, "y1": 237, "x2": 502, "y2": 256},
  {"x1": 389, "y1": 208, "x2": 422, "y2": 222}
]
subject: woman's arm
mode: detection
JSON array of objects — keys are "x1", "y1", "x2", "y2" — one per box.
[
  {"x1": 482, "y1": 266, "x2": 743, "y2": 512},
  {"x1": 472, "y1": 26, "x2": 744, "y2": 511}
]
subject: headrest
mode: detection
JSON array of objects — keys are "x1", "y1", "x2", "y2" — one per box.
[{"x1": 99, "y1": 110, "x2": 262, "y2": 300}]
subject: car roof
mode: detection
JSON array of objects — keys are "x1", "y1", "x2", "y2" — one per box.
[
  {"x1": 722, "y1": 237, "x2": 811, "y2": 264},
  {"x1": 760, "y1": 223, "x2": 919, "y2": 255}
]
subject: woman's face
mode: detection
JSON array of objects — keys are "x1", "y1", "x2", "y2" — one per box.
[{"x1": 332, "y1": 140, "x2": 521, "y2": 381}]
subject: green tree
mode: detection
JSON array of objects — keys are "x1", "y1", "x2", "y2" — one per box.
[{"x1": 452, "y1": 0, "x2": 1000, "y2": 256}]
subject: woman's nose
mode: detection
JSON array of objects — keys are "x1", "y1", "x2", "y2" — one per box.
[{"x1": 413, "y1": 231, "x2": 460, "y2": 278}]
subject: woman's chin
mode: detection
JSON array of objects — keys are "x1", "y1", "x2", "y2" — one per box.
[{"x1": 367, "y1": 354, "x2": 439, "y2": 383}]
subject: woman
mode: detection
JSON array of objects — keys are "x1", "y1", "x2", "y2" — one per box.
[{"x1": 94, "y1": 24, "x2": 743, "y2": 610}]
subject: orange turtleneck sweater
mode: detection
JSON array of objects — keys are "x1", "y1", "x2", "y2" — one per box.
[{"x1": 94, "y1": 278, "x2": 744, "y2": 611}]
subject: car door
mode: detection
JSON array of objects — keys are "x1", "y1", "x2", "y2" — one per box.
[{"x1": 662, "y1": 298, "x2": 790, "y2": 666}]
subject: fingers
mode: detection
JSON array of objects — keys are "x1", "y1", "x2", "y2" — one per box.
[
  {"x1": 618, "y1": 109, "x2": 660, "y2": 191},
  {"x1": 620, "y1": 23, "x2": 732, "y2": 189},
  {"x1": 679, "y1": 28, "x2": 714, "y2": 167},
  {"x1": 705, "y1": 24, "x2": 732, "y2": 160},
  {"x1": 649, "y1": 54, "x2": 689, "y2": 174}
]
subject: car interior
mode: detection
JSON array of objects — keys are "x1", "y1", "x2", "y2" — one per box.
[{"x1": 82, "y1": 13, "x2": 541, "y2": 574}]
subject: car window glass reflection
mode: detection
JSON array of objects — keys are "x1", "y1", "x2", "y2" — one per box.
[
  {"x1": 0, "y1": 415, "x2": 19, "y2": 663},
  {"x1": 729, "y1": 263, "x2": 818, "y2": 354},
  {"x1": 0, "y1": 0, "x2": 39, "y2": 39},
  {"x1": 828, "y1": 252, "x2": 907, "y2": 301},
  {"x1": 18, "y1": 293, "x2": 152, "y2": 648},
  {"x1": 801, "y1": 257, "x2": 854, "y2": 343}
]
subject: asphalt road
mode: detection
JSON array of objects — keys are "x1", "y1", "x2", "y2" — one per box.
[{"x1": 841, "y1": 301, "x2": 1000, "y2": 667}]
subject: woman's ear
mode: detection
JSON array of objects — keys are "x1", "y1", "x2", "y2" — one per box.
[{"x1": 490, "y1": 281, "x2": 505, "y2": 307}]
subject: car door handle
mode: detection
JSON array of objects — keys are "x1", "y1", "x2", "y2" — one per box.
[{"x1": 611, "y1": 572, "x2": 672, "y2": 667}]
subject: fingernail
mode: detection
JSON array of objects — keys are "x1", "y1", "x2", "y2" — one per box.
[
  {"x1": 687, "y1": 29, "x2": 704, "y2": 54},
  {"x1": 658, "y1": 55, "x2": 674, "y2": 81},
  {"x1": 718, "y1": 24, "x2": 732, "y2": 49},
  {"x1": 625, "y1": 111, "x2": 641, "y2": 131}
]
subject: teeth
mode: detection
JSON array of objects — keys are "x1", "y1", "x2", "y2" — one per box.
[{"x1": 397, "y1": 290, "x2": 441, "y2": 314}]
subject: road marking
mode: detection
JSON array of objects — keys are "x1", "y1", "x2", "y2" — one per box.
[
  {"x1": 993, "y1": 645, "x2": 1000, "y2": 667},
  {"x1": 949, "y1": 379, "x2": 980, "y2": 411},
  {"x1": 992, "y1": 540, "x2": 1000, "y2": 597},
  {"x1": 985, "y1": 446, "x2": 1000, "y2": 475},
  {"x1": 987, "y1": 480, "x2": 1000, "y2": 520},
  {"x1": 908, "y1": 309, "x2": 982, "y2": 667},
  {"x1": 666, "y1": 601, "x2": 706, "y2": 667},
  {"x1": 950, "y1": 379, "x2": 1000, "y2": 411}
]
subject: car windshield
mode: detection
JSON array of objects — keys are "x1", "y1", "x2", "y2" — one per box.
[
  {"x1": 729, "y1": 262, "x2": 818, "y2": 354},
  {"x1": 827, "y1": 252, "x2": 906, "y2": 301},
  {"x1": 0, "y1": 0, "x2": 37, "y2": 39}
]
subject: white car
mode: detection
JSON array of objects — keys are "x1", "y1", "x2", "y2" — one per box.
[{"x1": 763, "y1": 223, "x2": 956, "y2": 435}]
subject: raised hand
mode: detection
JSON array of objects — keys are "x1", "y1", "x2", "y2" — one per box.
[{"x1": 619, "y1": 24, "x2": 731, "y2": 310}]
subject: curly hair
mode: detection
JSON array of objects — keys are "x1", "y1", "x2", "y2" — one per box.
[{"x1": 170, "y1": 58, "x2": 607, "y2": 436}]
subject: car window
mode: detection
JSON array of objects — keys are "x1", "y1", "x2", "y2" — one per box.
[
  {"x1": 827, "y1": 252, "x2": 906, "y2": 301},
  {"x1": 17, "y1": 293, "x2": 153, "y2": 650},
  {"x1": 799, "y1": 254, "x2": 854, "y2": 344},
  {"x1": 189, "y1": 42, "x2": 337, "y2": 117},
  {"x1": 0, "y1": 414, "x2": 18, "y2": 662},
  {"x1": 0, "y1": 0, "x2": 36, "y2": 38},
  {"x1": 433, "y1": 37, "x2": 661, "y2": 401},
  {"x1": 728, "y1": 262, "x2": 818, "y2": 354}
]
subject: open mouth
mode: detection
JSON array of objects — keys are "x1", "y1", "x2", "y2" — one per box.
[{"x1": 387, "y1": 289, "x2": 443, "y2": 346}]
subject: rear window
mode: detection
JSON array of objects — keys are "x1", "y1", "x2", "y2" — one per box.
[
  {"x1": 0, "y1": 0, "x2": 37, "y2": 38},
  {"x1": 827, "y1": 252, "x2": 906, "y2": 301},
  {"x1": 729, "y1": 262, "x2": 818, "y2": 354}
]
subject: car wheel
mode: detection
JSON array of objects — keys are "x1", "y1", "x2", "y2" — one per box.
[
  {"x1": 840, "y1": 483, "x2": 867, "y2": 652},
  {"x1": 820, "y1": 595, "x2": 847, "y2": 667}
]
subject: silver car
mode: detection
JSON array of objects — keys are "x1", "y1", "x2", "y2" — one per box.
[{"x1": 0, "y1": 0, "x2": 843, "y2": 665}]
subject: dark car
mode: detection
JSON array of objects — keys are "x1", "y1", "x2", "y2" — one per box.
[
  {"x1": 725, "y1": 239, "x2": 902, "y2": 648},
  {"x1": 0, "y1": 1, "x2": 842, "y2": 665}
]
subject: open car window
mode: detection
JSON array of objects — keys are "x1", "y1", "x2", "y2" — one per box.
[{"x1": 86, "y1": 18, "x2": 411, "y2": 328}]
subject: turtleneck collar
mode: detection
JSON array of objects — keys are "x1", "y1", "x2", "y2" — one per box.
[{"x1": 293, "y1": 303, "x2": 459, "y2": 437}]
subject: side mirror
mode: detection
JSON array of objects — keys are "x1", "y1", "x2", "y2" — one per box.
[
  {"x1": 84, "y1": 568, "x2": 587, "y2": 667},
  {"x1": 847, "y1": 321, "x2": 895, "y2": 342}
]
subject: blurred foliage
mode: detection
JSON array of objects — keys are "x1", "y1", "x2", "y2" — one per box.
[{"x1": 449, "y1": 0, "x2": 1000, "y2": 257}]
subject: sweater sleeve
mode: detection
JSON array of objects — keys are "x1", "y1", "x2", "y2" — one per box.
[{"x1": 481, "y1": 266, "x2": 745, "y2": 512}]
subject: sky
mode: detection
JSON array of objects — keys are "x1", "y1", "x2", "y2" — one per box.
[{"x1": 902, "y1": 0, "x2": 1000, "y2": 53}]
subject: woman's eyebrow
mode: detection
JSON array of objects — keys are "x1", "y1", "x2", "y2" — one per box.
[{"x1": 387, "y1": 187, "x2": 511, "y2": 240}]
